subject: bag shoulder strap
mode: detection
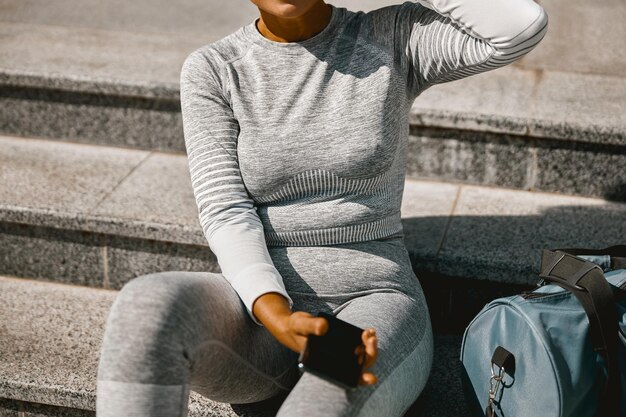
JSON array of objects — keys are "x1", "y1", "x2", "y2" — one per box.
[
  {"x1": 539, "y1": 250, "x2": 621, "y2": 417},
  {"x1": 540, "y1": 245, "x2": 626, "y2": 271}
]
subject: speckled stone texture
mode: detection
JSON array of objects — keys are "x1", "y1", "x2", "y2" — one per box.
[
  {"x1": 410, "y1": 67, "x2": 626, "y2": 147},
  {"x1": 438, "y1": 186, "x2": 626, "y2": 285},
  {"x1": 527, "y1": 71, "x2": 626, "y2": 146},
  {"x1": 0, "y1": 397, "x2": 20, "y2": 416},
  {"x1": 105, "y1": 236, "x2": 220, "y2": 290},
  {"x1": 90, "y1": 152, "x2": 199, "y2": 226},
  {"x1": 16, "y1": 401, "x2": 94, "y2": 417},
  {"x1": 0, "y1": 135, "x2": 202, "y2": 246},
  {"x1": 1, "y1": 86, "x2": 185, "y2": 152},
  {"x1": 0, "y1": 223, "x2": 220, "y2": 290},
  {"x1": 534, "y1": 135, "x2": 626, "y2": 200},
  {"x1": 410, "y1": 66, "x2": 534, "y2": 136},
  {"x1": 0, "y1": 223, "x2": 106, "y2": 287},
  {"x1": 1, "y1": 22, "x2": 624, "y2": 204},
  {"x1": 407, "y1": 128, "x2": 534, "y2": 191},
  {"x1": 400, "y1": 180, "x2": 459, "y2": 271},
  {"x1": 408, "y1": 129, "x2": 626, "y2": 202},
  {"x1": 0, "y1": 276, "x2": 117, "y2": 410},
  {"x1": 3, "y1": 0, "x2": 624, "y2": 80},
  {"x1": 406, "y1": 335, "x2": 469, "y2": 417},
  {"x1": 520, "y1": 0, "x2": 626, "y2": 78},
  {"x1": 0, "y1": 135, "x2": 148, "y2": 213}
]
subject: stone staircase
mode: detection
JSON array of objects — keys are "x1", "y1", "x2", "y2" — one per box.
[{"x1": 1, "y1": 0, "x2": 625, "y2": 416}]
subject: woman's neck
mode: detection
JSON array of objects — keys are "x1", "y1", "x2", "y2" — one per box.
[{"x1": 255, "y1": 2, "x2": 332, "y2": 43}]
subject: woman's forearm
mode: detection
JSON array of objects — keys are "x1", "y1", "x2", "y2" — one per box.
[{"x1": 252, "y1": 292, "x2": 292, "y2": 332}]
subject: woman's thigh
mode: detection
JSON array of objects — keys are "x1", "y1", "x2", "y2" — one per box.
[
  {"x1": 96, "y1": 270, "x2": 300, "y2": 407},
  {"x1": 275, "y1": 289, "x2": 434, "y2": 417}
]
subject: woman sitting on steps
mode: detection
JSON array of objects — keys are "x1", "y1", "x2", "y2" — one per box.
[{"x1": 95, "y1": 0, "x2": 548, "y2": 415}]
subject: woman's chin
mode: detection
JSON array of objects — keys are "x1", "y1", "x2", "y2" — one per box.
[
  {"x1": 257, "y1": 0, "x2": 320, "y2": 19},
  {"x1": 271, "y1": 3, "x2": 308, "y2": 18}
]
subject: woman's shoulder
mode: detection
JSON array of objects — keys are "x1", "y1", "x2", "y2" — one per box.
[
  {"x1": 180, "y1": 27, "x2": 251, "y2": 82},
  {"x1": 346, "y1": 2, "x2": 413, "y2": 52}
]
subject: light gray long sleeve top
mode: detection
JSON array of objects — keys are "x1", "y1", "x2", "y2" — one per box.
[{"x1": 179, "y1": 0, "x2": 549, "y2": 326}]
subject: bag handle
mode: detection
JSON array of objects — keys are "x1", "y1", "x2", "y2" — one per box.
[
  {"x1": 540, "y1": 245, "x2": 626, "y2": 300},
  {"x1": 539, "y1": 250, "x2": 621, "y2": 417},
  {"x1": 540, "y1": 245, "x2": 626, "y2": 271}
]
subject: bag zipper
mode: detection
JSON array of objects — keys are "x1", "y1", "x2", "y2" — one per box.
[{"x1": 520, "y1": 288, "x2": 568, "y2": 300}]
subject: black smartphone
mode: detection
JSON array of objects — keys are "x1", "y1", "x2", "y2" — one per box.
[{"x1": 297, "y1": 311, "x2": 365, "y2": 390}]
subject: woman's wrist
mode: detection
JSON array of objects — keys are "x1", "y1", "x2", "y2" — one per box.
[{"x1": 252, "y1": 292, "x2": 293, "y2": 331}]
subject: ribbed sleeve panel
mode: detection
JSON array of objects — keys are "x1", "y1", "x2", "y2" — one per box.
[
  {"x1": 400, "y1": 0, "x2": 548, "y2": 95},
  {"x1": 179, "y1": 51, "x2": 294, "y2": 327}
]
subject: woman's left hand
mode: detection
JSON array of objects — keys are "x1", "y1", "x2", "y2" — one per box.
[{"x1": 354, "y1": 328, "x2": 378, "y2": 385}]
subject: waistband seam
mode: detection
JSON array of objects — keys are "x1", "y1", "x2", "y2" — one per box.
[{"x1": 264, "y1": 213, "x2": 403, "y2": 247}]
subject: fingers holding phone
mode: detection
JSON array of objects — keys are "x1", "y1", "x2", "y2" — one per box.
[
  {"x1": 298, "y1": 312, "x2": 379, "y2": 390},
  {"x1": 355, "y1": 328, "x2": 378, "y2": 386},
  {"x1": 281, "y1": 311, "x2": 329, "y2": 354}
]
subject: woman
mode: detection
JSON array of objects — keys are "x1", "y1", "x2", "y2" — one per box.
[{"x1": 96, "y1": 0, "x2": 548, "y2": 415}]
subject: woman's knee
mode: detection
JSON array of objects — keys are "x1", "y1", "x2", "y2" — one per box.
[
  {"x1": 110, "y1": 271, "x2": 245, "y2": 344},
  {"x1": 98, "y1": 272, "x2": 218, "y2": 382},
  {"x1": 115, "y1": 271, "x2": 211, "y2": 313},
  {"x1": 105, "y1": 272, "x2": 213, "y2": 344},
  {"x1": 119, "y1": 270, "x2": 188, "y2": 297}
]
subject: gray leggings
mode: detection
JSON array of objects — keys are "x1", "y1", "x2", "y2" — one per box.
[{"x1": 95, "y1": 238, "x2": 434, "y2": 416}]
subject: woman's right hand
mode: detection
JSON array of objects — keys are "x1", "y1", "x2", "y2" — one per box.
[
  {"x1": 253, "y1": 293, "x2": 327, "y2": 354},
  {"x1": 275, "y1": 310, "x2": 330, "y2": 354},
  {"x1": 252, "y1": 292, "x2": 378, "y2": 385}
]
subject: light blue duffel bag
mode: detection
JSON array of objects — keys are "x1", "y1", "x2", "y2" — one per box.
[{"x1": 460, "y1": 246, "x2": 626, "y2": 417}]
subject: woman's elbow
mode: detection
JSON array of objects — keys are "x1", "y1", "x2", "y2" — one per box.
[
  {"x1": 492, "y1": 2, "x2": 549, "y2": 62},
  {"x1": 523, "y1": 5, "x2": 549, "y2": 47}
]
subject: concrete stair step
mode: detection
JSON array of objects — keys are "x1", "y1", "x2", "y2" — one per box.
[
  {"x1": 3, "y1": 0, "x2": 622, "y2": 77},
  {"x1": 1, "y1": 133, "x2": 625, "y2": 332},
  {"x1": 519, "y1": 0, "x2": 626, "y2": 78},
  {"x1": 408, "y1": 68, "x2": 626, "y2": 202},
  {"x1": 1, "y1": 6, "x2": 625, "y2": 201},
  {"x1": 0, "y1": 275, "x2": 466, "y2": 417}
]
